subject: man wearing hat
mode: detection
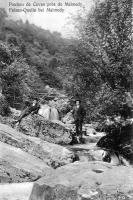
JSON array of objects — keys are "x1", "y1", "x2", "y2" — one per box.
[
  {"x1": 72, "y1": 99, "x2": 86, "y2": 140},
  {"x1": 15, "y1": 98, "x2": 40, "y2": 124}
]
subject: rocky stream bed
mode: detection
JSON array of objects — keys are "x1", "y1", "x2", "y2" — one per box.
[{"x1": 0, "y1": 117, "x2": 133, "y2": 200}]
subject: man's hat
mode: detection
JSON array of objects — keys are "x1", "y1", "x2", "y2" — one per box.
[
  {"x1": 75, "y1": 99, "x2": 81, "y2": 103},
  {"x1": 25, "y1": 100, "x2": 31, "y2": 106},
  {"x1": 33, "y1": 97, "x2": 38, "y2": 101}
]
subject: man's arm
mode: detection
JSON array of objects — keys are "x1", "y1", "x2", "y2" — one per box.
[
  {"x1": 70, "y1": 106, "x2": 75, "y2": 115},
  {"x1": 31, "y1": 104, "x2": 40, "y2": 115},
  {"x1": 16, "y1": 107, "x2": 31, "y2": 123},
  {"x1": 81, "y1": 107, "x2": 86, "y2": 121}
]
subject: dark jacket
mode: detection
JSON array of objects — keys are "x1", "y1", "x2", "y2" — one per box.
[
  {"x1": 17, "y1": 102, "x2": 40, "y2": 123},
  {"x1": 29, "y1": 103, "x2": 40, "y2": 114},
  {"x1": 72, "y1": 105, "x2": 86, "y2": 122}
]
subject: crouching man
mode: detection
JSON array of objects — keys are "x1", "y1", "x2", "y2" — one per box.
[{"x1": 15, "y1": 98, "x2": 40, "y2": 124}]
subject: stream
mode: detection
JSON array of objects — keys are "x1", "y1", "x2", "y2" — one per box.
[
  {"x1": 64, "y1": 134, "x2": 126, "y2": 165},
  {"x1": 0, "y1": 133, "x2": 130, "y2": 200},
  {"x1": 64, "y1": 134, "x2": 105, "y2": 163}
]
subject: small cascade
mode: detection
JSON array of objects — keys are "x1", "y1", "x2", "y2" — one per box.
[
  {"x1": 38, "y1": 104, "x2": 59, "y2": 121},
  {"x1": 38, "y1": 104, "x2": 51, "y2": 120},
  {"x1": 49, "y1": 107, "x2": 59, "y2": 121}
]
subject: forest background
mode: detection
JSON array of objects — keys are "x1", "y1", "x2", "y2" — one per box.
[{"x1": 0, "y1": 0, "x2": 132, "y2": 122}]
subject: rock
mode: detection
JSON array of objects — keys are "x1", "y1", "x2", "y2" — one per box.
[
  {"x1": 0, "y1": 182, "x2": 33, "y2": 200},
  {"x1": 18, "y1": 114, "x2": 72, "y2": 144},
  {"x1": 84, "y1": 127, "x2": 100, "y2": 136},
  {"x1": 10, "y1": 107, "x2": 21, "y2": 118},
  {"x1": 102, "y1": 151, "x2": 120, "y2": 165},
  {"x1": 0, "y1": 115, "x2": 15, "y2": 127},
  {"x1": 0, "y1": 174, "x2": 11, "y2": 183},
  {"x1": 88, "y1": 149, "x2": 105, "y2": 162},
  {"x1": 49, "y1": 119, "x2": 66, "y2": 127},
  {"x1": 0, "y1": 141, "x2": 52, "y2": 183},
  {"x1": 0, "y1": 123, "x2": 76, "y2": 168},
  {"x1": 86, "y1": 128, "x2": 96, "y2": 135},
  {"x1": 29, "y1": 137, "x2": 77, "y2": 168},
  {"x1": 84, "y1": 132, "x2": 106, "y2": 143},
  {"x1": 62, "y1": 112, "x2": 74, "y2": 124},
  {"x1": 84, "y1": 124, "x2": 105, "y2": 137},
  {"x1": 29, "y1": 161, "x2": 133, "y2": 200}
]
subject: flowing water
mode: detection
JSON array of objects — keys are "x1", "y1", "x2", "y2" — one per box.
[{"x1": 38, "y1": 104, "x2": 59, "y2": 121}]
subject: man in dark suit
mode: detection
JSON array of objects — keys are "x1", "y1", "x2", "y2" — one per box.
[{"x1": 72, "y1": 99, "x2": 86, "y2": 139}]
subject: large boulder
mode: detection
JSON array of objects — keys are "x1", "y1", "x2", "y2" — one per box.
[
  {"x1": 0, "y1": 123, "x2": 76, "y2": 168},
  {"x1": 18, "y1": 114, "x2": 72, "y2": 144},
  {"x1": 0, "y1": 141, "x2": 52, "y2": 183},
  {"x1": 0, "y1": 115, "x2": 14, "y2": 127},
  {"x1": 0, "y1": 182, "x2": 33, "y2": 200},
  {"x1": 29, "y1": 161, "x2": 133, "y2": 200}
]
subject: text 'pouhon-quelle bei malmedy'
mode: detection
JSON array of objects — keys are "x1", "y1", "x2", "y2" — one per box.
[{"x1": 8, "y1": 2, "x2": 82, "y2": 13}]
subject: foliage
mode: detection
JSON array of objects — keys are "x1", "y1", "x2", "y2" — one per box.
[
  {"x1": 0, "y1": 2, "x2": 132, "y2": 122},
  {"x1": 97, "y1": 119, "x2": 133, "y2": 163},
  {"x1": 0, "y1": 42, "x2": 12, "y2": 65},
  {"x1": 68, "y1": 0, "x2": 132, "y2": 121},
  {"x1": 1, "y1": 59, "x2": 28, "y2": 108},
  {"x1": 3, "y1": 18, "x2": 66, "y2": 89},
  {"x1": 0, "y1": 94, "x2": 10, "y2": 116},
  {"x1": 0, "y1": 9, "x2": 69, "y2": 110}
]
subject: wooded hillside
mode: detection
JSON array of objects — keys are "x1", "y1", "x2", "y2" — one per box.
[{"x1": 0, "y1": 0, "x2": 132, "y2": 121}]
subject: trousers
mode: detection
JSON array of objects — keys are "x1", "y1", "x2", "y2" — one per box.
[{"x1": 75, "y1": 119, "x2": 83, "y2": 137}]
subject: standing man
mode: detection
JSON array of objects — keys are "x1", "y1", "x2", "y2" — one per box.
[{"x1": 72, "y1": 99, "x2": 86, "y2": 140}]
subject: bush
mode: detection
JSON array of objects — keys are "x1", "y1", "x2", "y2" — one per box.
[
  {"x1": 97, "y1": 119, "x2": 133, "y2": 163},
  {"x1": 0, "y1": 94, "x2": 10, "y2": 116}
]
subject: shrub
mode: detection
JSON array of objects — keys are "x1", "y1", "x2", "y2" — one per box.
[{"x1": 0, "y1": 94, "x2": 10, "y2": 116}]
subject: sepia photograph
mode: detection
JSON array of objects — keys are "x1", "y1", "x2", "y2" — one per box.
[{"x1": 0, "y1": 0, "x2": 132, "y2": 199}]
